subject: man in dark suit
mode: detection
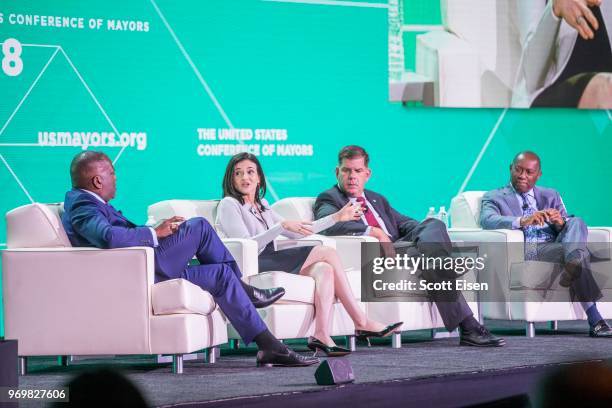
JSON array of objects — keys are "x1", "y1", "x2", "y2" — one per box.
[
  {"x1": 62, "y1": 151, "x2": 318, "y2": 366},
  {"x1": 480, "y1": 150, "x2": 611, "y2": 338},
  {"x1": 314, "y1": 145, "x2": 505, "y2": 347}
]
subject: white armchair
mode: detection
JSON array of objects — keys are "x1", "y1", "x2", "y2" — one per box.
[
  {"x1": 147, "y1": 200, "x2": 356, "y2": 347},
  {"x1": 2, "y1": 203, "x2": 227, "y2": 374},
  {"x1": 271, "y1": 197, "x2": 480, "y2": 347},
  {"x1": 449, "y1": 191, "x2": 612, "y2": 337}
]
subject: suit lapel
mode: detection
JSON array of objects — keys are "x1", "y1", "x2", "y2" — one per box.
[
  {"x1": 334, "y1": 185, "x2": 350, "y2": 206},
  {"x1": 365, "y1": 191, "x2": 384, "y2": 217},
  {"x1": 364, "y1": 190, "x2": 395, "y2": 233},
  {"x1": 106, "y1": 203, "x2": 134, "y2": 226},
  {"x1": 502, "y1": 185, "x2": 522, "y2": 216}
]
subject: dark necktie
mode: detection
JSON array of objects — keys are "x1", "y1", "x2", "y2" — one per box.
[
  {"x1": 521, "y1": 193, "x2": 539, "y2": 260},
  {"x1": 355, "y1": 197, "x2": 381, "y2": 228}
]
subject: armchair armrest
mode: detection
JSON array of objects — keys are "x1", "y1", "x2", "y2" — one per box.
[
  {"x1": 449, "y1": 228, "x2": 524, "y2": 242},
  {"x1": 587, "y1": 227, "x2": 612, "y2": 260},
  {"x1": 326, "y1": 235, "x2": 378, "y2": 273},
  {"x1": 448, "y1": 228, "x2": 529, "y2": 308},
  {"x1": 275, "y1": 234, "x2": 336, "y2": 251},
  {"x1": 222, "y1": 238, "x2": 259, "y2": 281},
  {"x1": 2, "y1": 247, "x2": 155, "y2": 356}
]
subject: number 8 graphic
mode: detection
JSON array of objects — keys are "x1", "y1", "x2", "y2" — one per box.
[{"x1": 2, "y1": 38, "x2": 24, "y2": 76}]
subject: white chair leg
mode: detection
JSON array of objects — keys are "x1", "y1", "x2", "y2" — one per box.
[
  {"x1": 526, "y1": 322, "x2": 535, "y2": 338},
  {"x1": 391, "y1": 332, "x2": 402, "y2": 348},
  {"x1": 172, "y1": 354, "x2": 184, "y2": 374},
  {"x1": 19, "y1": 357, "x2": 27, "y2": 376},
  {"x1": 346, "y1": 335, "x2": 356, "y2": 352},
  {"x1": 206, "y1": 347, "x2": 218, "y2": 364},
  {"x1": 549, "y1": 321, "x2": 558, "y2": 331}
]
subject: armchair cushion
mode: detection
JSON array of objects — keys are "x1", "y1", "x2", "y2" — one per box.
[
  {"x1": 148, "y1": 200, "x2": 220, "y2": 225},
  {"x1": 450, "y1": 191, "x2": 487, "y2": 228},
  {"x1": 271, "y1": 197, "x2": 316, "y2": 222},
  {"x1": 152, "y1": 278, "x2": 217, "y2": 316},
  {"x1": 6, "y1": 203, "x2": 71, "y2": 248},
  {"x1": 248, "y1": 271, "x2": 315, "y2": 305}
]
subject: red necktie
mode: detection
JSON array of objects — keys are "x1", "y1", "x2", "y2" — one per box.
[{"x1": 355, "y1": 197, "x2": 380, "y2": 228}]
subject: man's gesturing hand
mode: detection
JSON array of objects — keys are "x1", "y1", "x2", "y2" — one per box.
[
  {"x1": 520, "y1": 211, "x2": 549, "y2": 227},
  {"x1": 333, "y1": 201, "x2": 363, "y2": 222},
  {"x1": 155, "y1": 216, "x2": 185, "y2": 238},
  {"x1": 553, "y1": 0, "x2": 602, "y2": 39}
]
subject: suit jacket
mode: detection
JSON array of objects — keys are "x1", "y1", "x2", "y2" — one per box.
[
  {"x1": 479, "y1": 184, "x2": 568, "y2": 230},
  {"x1": 314, "y1": 185, "x2": 419, "y2": 241},
  {"x1": 216, "y1": 197, "x2": 301, "y2": 254},
  {"x1": 513, "y1": 0, "x2": 612, "y2": 106},
  {"x1": 62, "y1": 188, "x2": 155, "y2": 248}
]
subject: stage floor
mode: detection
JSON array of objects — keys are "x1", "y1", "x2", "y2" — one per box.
[{"x1": 18, "y1": 320, "x2": 612, "y2": 407}]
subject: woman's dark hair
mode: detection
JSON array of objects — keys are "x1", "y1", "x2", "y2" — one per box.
[{"x1": 222, "y1": 153, "x2": 267, "y2": 210}]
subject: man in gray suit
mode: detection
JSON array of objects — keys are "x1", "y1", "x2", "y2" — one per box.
[{"x1": 480, "y1": 151, "x2": 612, "y2": 337}]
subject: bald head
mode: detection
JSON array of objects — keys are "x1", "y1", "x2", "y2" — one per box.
[
  {"x1": 512, "y1": 151, "x2": 541, "y2": 169},
  {"x1": 510, "y1": 151, "x2": 542, "y2": 193},
  {"x1": 70, "y1": 151, "x2": 116, "y2": 201}
]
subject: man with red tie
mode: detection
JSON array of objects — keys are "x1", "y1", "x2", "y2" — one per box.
[{"x1": 314, "y1": 145, "x2": 505, "y2": 347}]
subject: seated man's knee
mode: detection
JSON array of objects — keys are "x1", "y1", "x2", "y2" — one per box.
[
  {"x1": 566, "y1": 216, "x2": 584, "y2": 226},
  {"x1": 579, "y1": 73, "x2": 612, "y2": 109},
  {"x1": 187, "y1": 216, "x2": 212, "y2": 231},
  {"x1": 566, "y1": 216, "x2": 587, "y2": 231},
  {"x1": 425, "y1": 218, "x2": 447, "y2": 232}
]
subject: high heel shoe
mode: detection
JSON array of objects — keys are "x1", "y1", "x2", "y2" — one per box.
[
  {"x1": 307, "y1": 337, "x2": 351, "y2": 357},
  {"x1": 355, "y1": 322, "x2": 403, "y2": 347}
]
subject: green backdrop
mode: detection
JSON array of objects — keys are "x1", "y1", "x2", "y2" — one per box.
[{"x1": 1, "y1": 0, "x2": 611, "y2": 336}]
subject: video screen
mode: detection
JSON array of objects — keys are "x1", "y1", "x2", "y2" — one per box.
[{"x1": 389, "y1": 0, "x2": 612, "y2": 108}]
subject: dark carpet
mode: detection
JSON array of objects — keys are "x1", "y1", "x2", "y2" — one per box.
[{"x1": 17, "y1": 320, "x2": 612, "y2": 407}]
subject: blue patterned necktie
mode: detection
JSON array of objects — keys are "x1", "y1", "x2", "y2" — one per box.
[{"x1": 521, "y1": 193, "x2": 539, "y2": 260}]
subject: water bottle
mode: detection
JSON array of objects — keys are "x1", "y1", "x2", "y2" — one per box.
[
  {"x1": 425, "y1": 206, "x2": 436, "y2": 220},
  {"x1": 438, "y1": 206, "x2": 449, "y2": 228},
  {"x1": 388, "y1": 0, "x2": 404, "y2": 81}
]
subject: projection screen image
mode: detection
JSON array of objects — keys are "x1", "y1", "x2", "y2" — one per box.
[{"x1": 390, "y1": 0, "x2": 612, "y2": 108}]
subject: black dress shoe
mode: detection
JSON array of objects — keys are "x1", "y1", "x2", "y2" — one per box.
[
  {"x1": 256, "y1": 348, "x2": 320, "y2": 367},
  {"x1": 307, "y1": 337, "x2": 351, "y2": 357},
  {"x1": 589, "y1": 320, "x2": 612, "y2": 338},
  {"x1": 241, "y1": 282, "x2": 285, "y2": 308},
  {"x1": 460, "y1": 326, "x2": 506, "y2": 347}
]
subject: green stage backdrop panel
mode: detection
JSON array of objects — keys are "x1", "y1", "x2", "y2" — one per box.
[{"x1": 0, "y1": 0, "x2": 610, "y2": 336}]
